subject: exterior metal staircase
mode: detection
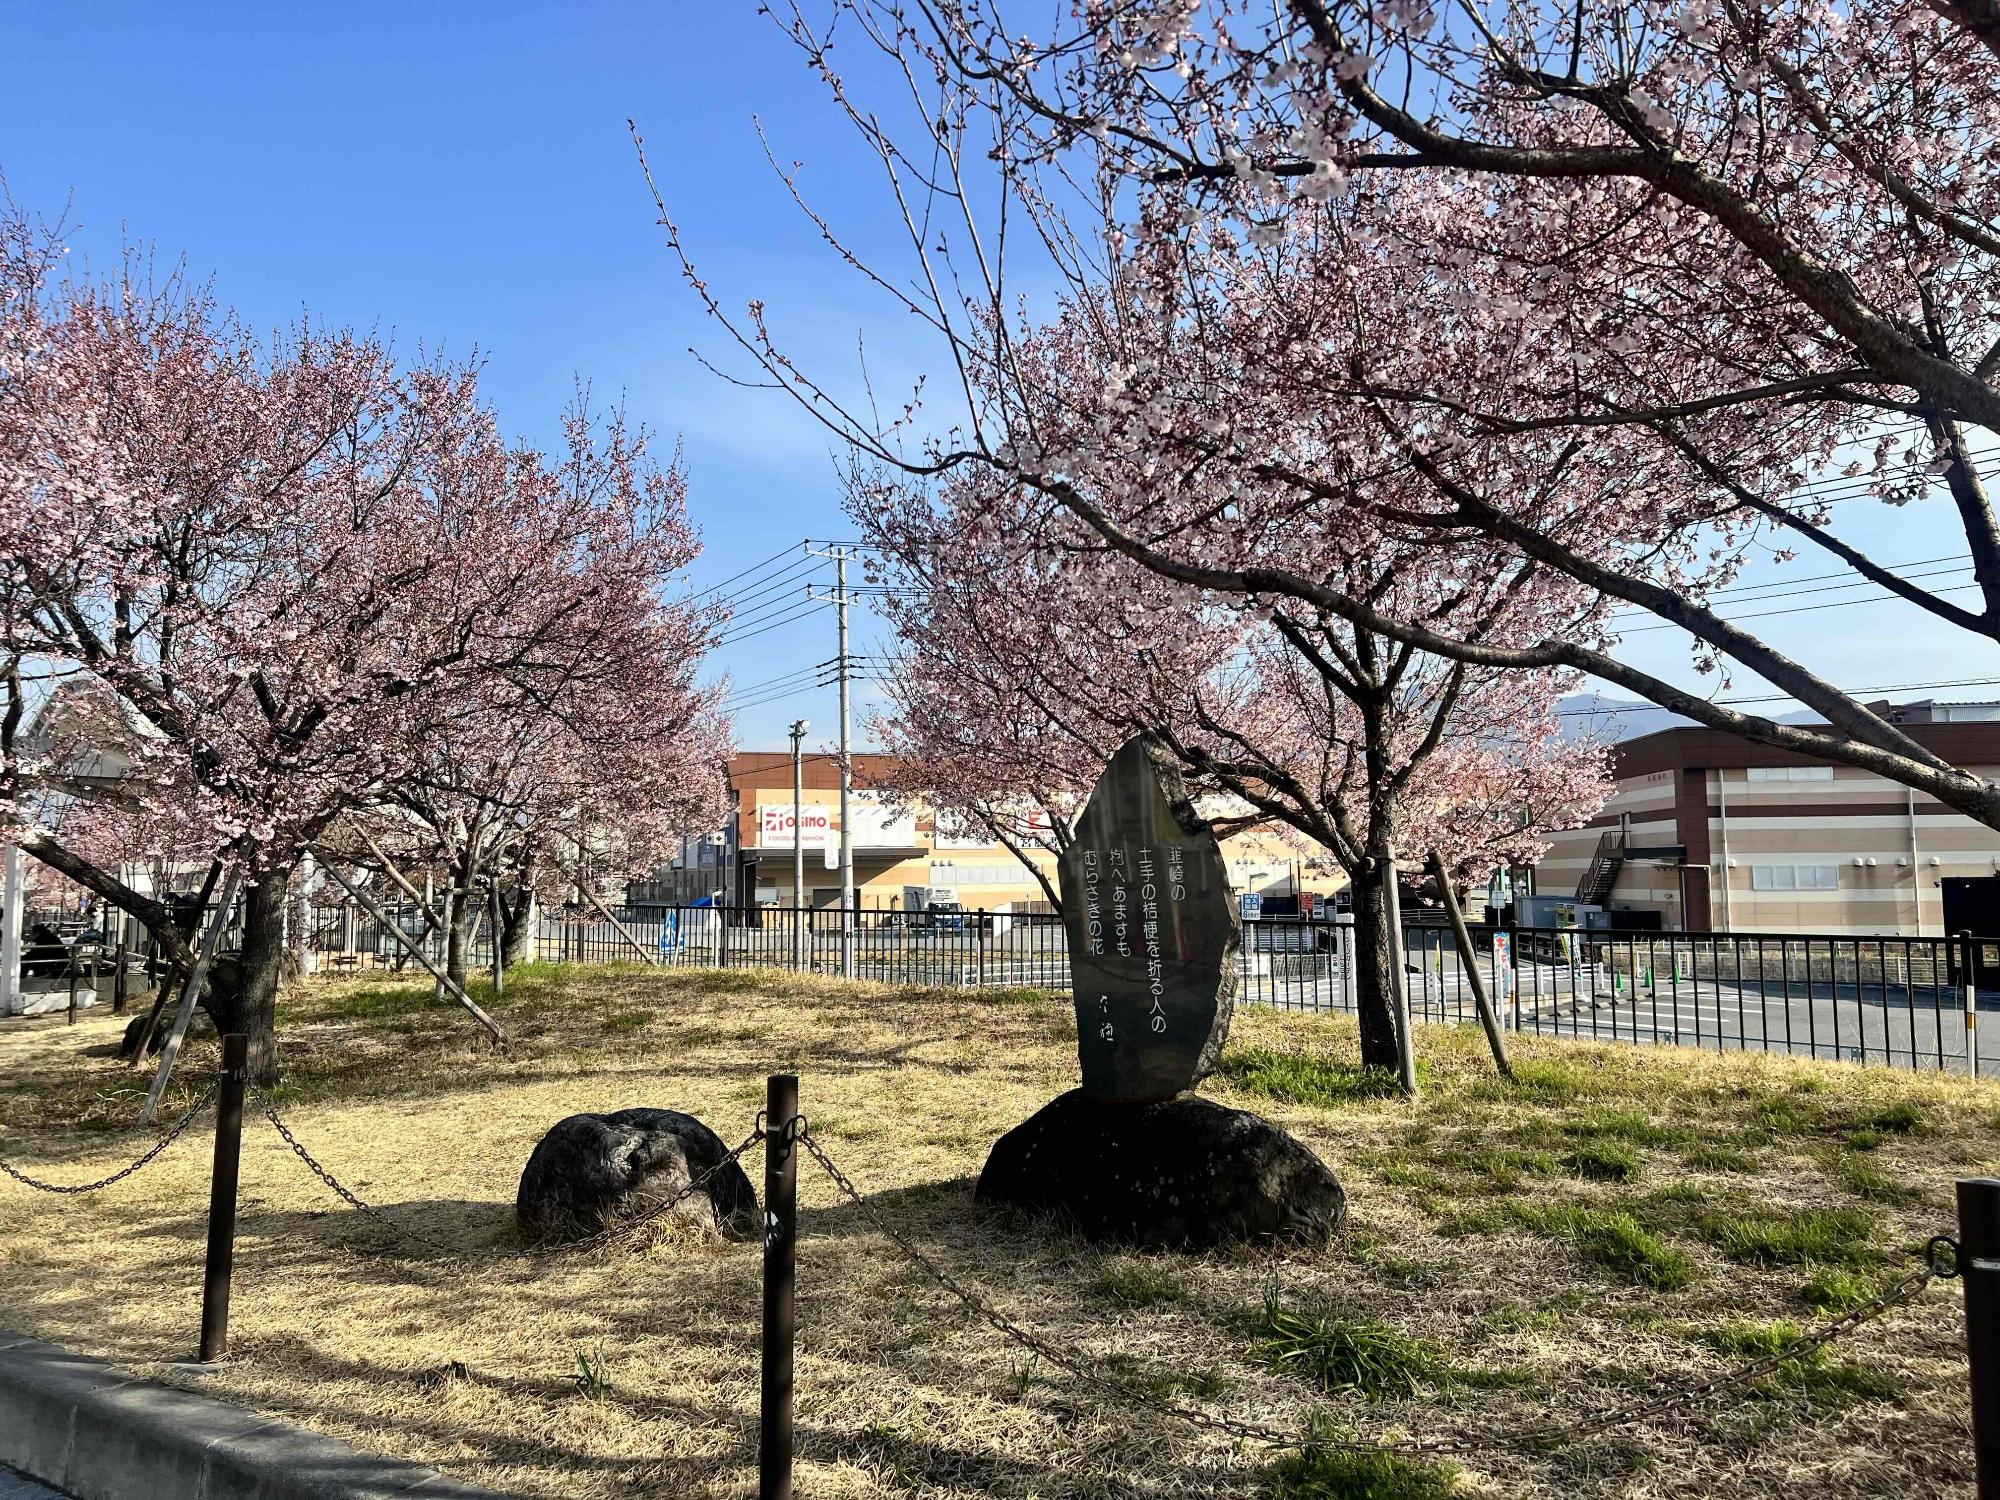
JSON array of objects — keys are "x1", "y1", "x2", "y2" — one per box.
[{"x1": 1576, "y1": 830, "x2": 1624, "y2": 905}]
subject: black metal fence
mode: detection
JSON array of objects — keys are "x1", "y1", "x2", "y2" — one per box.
[{"x1": 292, "y1": 902, "x2": 1995, "y2": 1077}]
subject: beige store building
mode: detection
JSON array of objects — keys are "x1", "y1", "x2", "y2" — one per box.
[
  {"x1": 650, "y1": 751, "x2": 1343, "y2": 912},
  {"x1": 1535, "y1": 705, "x2": 2000, "y2": 936}
]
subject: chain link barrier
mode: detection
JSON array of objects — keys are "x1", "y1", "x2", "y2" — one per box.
[
  {"x1": 253, "y1": 1086, "x2": 765, "y2": 1263},
  {"x1": 0, "y1": 1079, "x2": 219, "y2": 1196},
  {"x1": 798, "y1": 1126, "x2": 1961, "y2": 1457}
]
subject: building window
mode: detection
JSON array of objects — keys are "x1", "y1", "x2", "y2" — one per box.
[
  {"x1": 1750, "y1": 864, "x2": 1840, "y2": 891},
  {"x1": 1745, "y1": 765, "x2": 1835, "y2": 783}
]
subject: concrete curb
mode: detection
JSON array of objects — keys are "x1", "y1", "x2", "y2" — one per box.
[{"x1": 0, "y1": 1332, "x2": 507, "y2": 1500}]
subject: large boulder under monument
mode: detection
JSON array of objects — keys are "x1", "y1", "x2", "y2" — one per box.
[
  {"x1": 976, "y1": 1089, "x2": 1345, "y2": 1250},
  {"x1": 515, "y1": 1108, "x2": 758, "y2": 1244}
]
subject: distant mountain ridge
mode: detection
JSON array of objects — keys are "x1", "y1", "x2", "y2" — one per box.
[{"x1": 1556, "y1": 693, "x2": 1822, "y2": 744}]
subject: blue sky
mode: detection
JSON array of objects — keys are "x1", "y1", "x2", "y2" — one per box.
[
  {"x1": 4, "y1": 0, "x2": 1990, "y2": 754},
  {"x1": 0, "y1": 1, "x2": 921, "y2": 753}
]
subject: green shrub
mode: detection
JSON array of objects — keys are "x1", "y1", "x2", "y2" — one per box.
[
  {"x1": 1516, "y1": 1204, "x2": 1697, "y2": 1290},
  {"x1": 1251, "y1": 1291, "x2": 1442, "y2": 1400}
]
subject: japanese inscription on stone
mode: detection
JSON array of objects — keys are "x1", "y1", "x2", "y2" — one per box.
[{"x1": 1060, "y1": 735, "x2": 1239, "y2": 1102}]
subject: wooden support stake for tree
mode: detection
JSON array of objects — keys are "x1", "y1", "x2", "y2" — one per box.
[
  {"x1": 140, "y1": 867, "x2": 245, "y2": 1126},
  {"x1": 489, "y1": 882, "x2": 505, "y2": 997},
  {"x1": 1382, "y1": 852, "x2": 1418, "y2": 1098},
  {"x1": 1428, "y1": 851, "x2": 1514, "y2": 1081},
  {"x1": 313, "y1": 854, "x2": 507, "y2": 1045},
  {"x1": 560, "y1": 833, "x2": 657, "y2": 965}
]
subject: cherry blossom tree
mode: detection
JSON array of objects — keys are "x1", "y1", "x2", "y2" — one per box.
[
  {"x1": 855, "y1": 459, "x2": 1610, "y2": 1069},
  {"x1": 655, "y1": 0, "x2": 2000, "y2": 832},
  {"x1": 1, "y1": 206, "x2": 727, "y2": 1081},
  {"x1": 341, "y1": 410, "x2": 731, "y2": 990}
]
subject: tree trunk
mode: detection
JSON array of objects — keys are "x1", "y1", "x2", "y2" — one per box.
[
  {"x1": 197, "y1": 869, "x2": 288, "y2": 1086},
  {"x1": 445, "y1": 875, "x2": 478, "y2": 992},
  {"x1": 1347, "y1": 857, "x2": 1405, "y2": 1074},
  {"x1": 500, "y1": 880, "x2": 537, "y2": 969}
]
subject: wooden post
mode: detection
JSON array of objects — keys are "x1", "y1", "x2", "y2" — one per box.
[
  {"x1": 199, "y1": 1034, "x2": 249, "y2": 1362},
  {"x1": 574, "y1": 882, "x2": 658, "y2": 966},
  {"x1": 1960, "y1": 1178, "x2": 2000, "y2": 1499},
  {"x1": 312, "y1": 855, "x2": 507, "y2": 1045},
  {"x1": 489, "y1": 883, "x2": 505, "y2": 997},
  {"x1": 140, "y1": 868, "x2": 246, "y2": 1125},
  {"x1": 1428, "y1": 852, "x2": 1514, "y2": 1081},
  {"x1": 760, "y1": 1074, "x2": 799, "y2": 1500},
  {"x1": 114, "y1": 938, "x2": 129, "y2": 1014},
  {"x1": 1381, "y1": 852, "x2": 1418, "y2": 1097}
]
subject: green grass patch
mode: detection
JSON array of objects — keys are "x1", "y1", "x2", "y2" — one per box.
[
  {"x1": 1489, "y1": 1056, "x2": 1598, "y2": 1105},
  {"x1": 1220, "y1": 1049, "x2": 1414, "y2": 1108},
  {"x1": 1702, "y1": 1207, "x2": 1878, "y2": 1267},
  {"x1": 1097, "y1": 1351, "x2": 1233, "y2": 1403},
  {"x1": 1563, "y1": 1141, "x2": 1642, "y2": 1181},
  {"x1": 1564, "y1": 1107, "x2": 1677, "y2": 1146},
  {"x1": 1859, "y1": 1100, "x2": 1925, "y2": 1135},
  {"x1": 1268, "y1": 1444, "x2": 1458, "y2": 1500},
  {"x1": 1461, "y1": 1145, "x2": 1560, "y2": 1192},
  {"x1": 1798, "y1": 1266, "x2": 1877, "y2": 1314},
  {"x1": 1092, "y1": 1259, "x2": 1190, "y2": 1309},
  {"x1": 1250, "y1": 1291, "x2": 1443, "y2": 1401},
  {"x1": 1366, "y1": 1156, "x2": 1452, "y2": 1193},
  {"x1": 1827, "y1": 1152, "x2": 1923, "y2": 1206},
  {"x1": 1515, "y1": 1204, "x2": 1697, "y2": 1290},
  {"x1": 1682, "y1": 1143, "x2": 1759, "y2": 1173},
  {"x1": 1751, "y1": 1091, "x2": 1823, "y2": 1134},
  {"x1": 1701, "y1": 1319, "x2": 1901, "y2": 1404}
]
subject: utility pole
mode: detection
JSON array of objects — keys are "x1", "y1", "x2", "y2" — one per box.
[
  {"x1": 806, "y1": 544, "x2": 856, "y2": 978},
  {"x1": 789, "y1": 718, "x2": 808, "y2": 970}
]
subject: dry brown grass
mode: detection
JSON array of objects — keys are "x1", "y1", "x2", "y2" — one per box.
[{"x1": 0, "y1": 963, "x2": 1993, "y2": 1498}]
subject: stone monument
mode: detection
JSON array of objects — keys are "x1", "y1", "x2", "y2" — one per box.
[{"x1": 976, "y1": 735, "x2": 1345, "y2": 1248}]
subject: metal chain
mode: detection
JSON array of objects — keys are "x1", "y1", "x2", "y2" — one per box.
[
  {"x1": 798, "y1": 1127, "x2": 1958, "y2": 1457},
  {"x1": 253, "y1": 1087, "x2": 765, "y2": 1262},
  {"x1": 0, "y1": 1080, "x2": 219, "y2": 1196}
]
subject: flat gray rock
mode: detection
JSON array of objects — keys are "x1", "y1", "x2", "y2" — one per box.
[{"x1": 515, "y1": 1108, "x2": 757, "y2": 1244}]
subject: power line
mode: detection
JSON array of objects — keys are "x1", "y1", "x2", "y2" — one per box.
[
  {"x1": 692, "y1": 543, "x2": 803, "y2": 604},
  {"x1": 715, "y1": 601, "x2": 831, "y2": 648},
  {"x1": 715, "y1": 555, "x2": 822, "y2": 614},
  {"x1": 1608, "y1": 560, "x2": 1968, "y2": 623},
  {"x1": 1618, "y1": 580, "x2": 1980, "y2": 635},
  {"x1": 717, "y1": 585, "x2": 823, "y2": 637}
]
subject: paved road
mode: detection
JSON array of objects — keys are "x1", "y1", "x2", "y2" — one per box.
[
  {"x1": 0, "y1": 1467, "x2": 68, "y2": 1500},
  {"x1": 1260, "y1": 947, "x2": 2000, "y2": 1076}
]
